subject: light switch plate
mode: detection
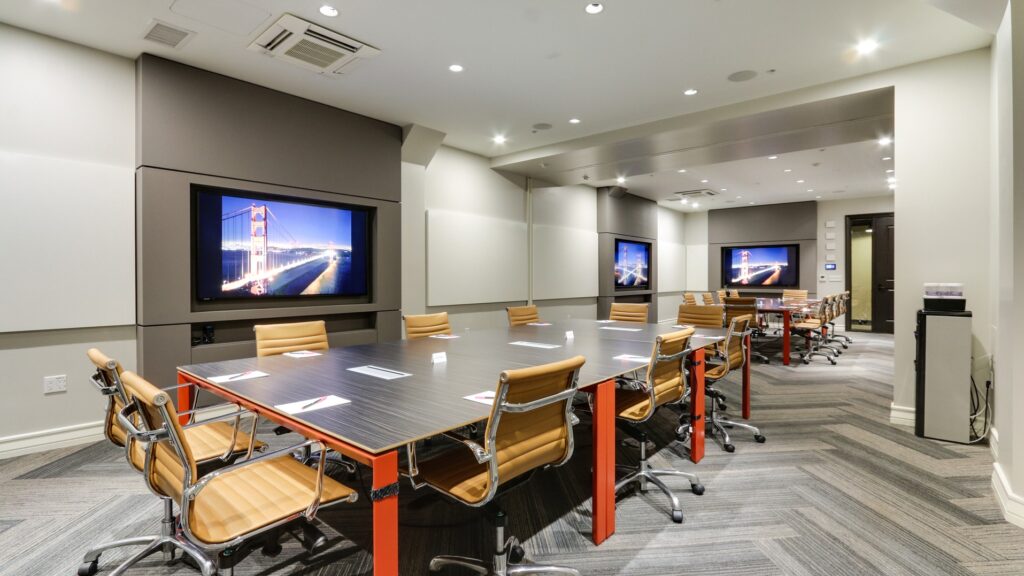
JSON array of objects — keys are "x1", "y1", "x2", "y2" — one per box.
[
  {"x1": 43, "y1": 374, "x2": 67, "y2": 394},
  {"x1": 825, "y1": 232, "x2": 836, "y2": 240},
  {"x1": 826, "y1": 254, "x2": 836, "y2": 261},
  {"x1": 826, "y1": 242, "x2": 837, "y2": 250}
]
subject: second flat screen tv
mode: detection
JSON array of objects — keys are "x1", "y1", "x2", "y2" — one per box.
[
  {"x1": 193, "y1": 187, "x2": 371, "y2": 301},
  {"x1": 614, "y1": 239, "x2": 651, "y2": 290},
  {"x1": 722, "y1": 244, "x2": 799, "y2": 287}
]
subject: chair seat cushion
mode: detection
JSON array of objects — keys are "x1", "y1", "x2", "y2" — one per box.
[
  {"x1": 416, "y1": 446, "x2": 491, "y2": 505},
  {"x1": 793, "y1": 319, "x2": 822, "y2": 329},
  {"x1": 615, "y1": 383, "x2": 685, "y2": 422},
  {"x1": 128, "y1": 421, "x2": 266, "y2": 472},
  {"x1": 190, "y1": 455, "x2": 356, "y2": 545},
  {"x1": 705, "y1": 362, "x2": 728, "y2": 381}
]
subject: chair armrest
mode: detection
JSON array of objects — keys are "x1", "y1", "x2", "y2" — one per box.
[
  {"x1": 439, "y1": 432, "x2": 492, "y2": 464},
  {"x1": 182, "y1": 408, "x2": 260, "y2": 461},
  {"x1": 181, "y1": 408, "x2": 255, "y2": 428},
  {"x1": 186, "y1": 439, "x2": 322, "y2": 500}
]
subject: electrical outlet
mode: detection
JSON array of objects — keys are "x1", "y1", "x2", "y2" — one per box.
[{"x1": 43, "y1": 374, "x2": 67, "y2": 395}]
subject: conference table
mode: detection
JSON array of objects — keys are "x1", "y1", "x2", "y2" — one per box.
[
  {"x1": 754, "y1": 297, "x2": 819, "y2": 366},
  {"x1": 176, "y1": 319, "x2": 727, "y2": 576}
]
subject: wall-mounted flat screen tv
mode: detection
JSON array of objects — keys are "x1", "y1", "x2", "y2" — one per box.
[
  {"x1": 614, "y1": 239, "x2": 651, "y2": 291},
  {"x1": 721, "y1": 244, "x2": 799, "y2": 288},
  {"x1": 193, "y1": 186, "x2": 371, "y2": 301}
]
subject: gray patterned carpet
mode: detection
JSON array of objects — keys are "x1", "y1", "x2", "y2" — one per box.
[{"x1": 2, "y1": 331, "x2": 1022, "y2": 575}]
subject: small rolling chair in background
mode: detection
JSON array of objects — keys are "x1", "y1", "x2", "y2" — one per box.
[
  {"x1": 724, "y1": 296, "x2": 769, "y2": 364},
  {"x1": 506, "y1": 305, "x2": 541, "y2": 327},
  {"x1": 782, "y1": 289, "x2": 809, "y2": 300},
  {"x1": 404, "y1": 312, "x2": 454, "y2": 339},
  {"x1": 702, "y1": 315, "x2": 766, "y2": 452},
  {"x1": 716, "y1": 289, "x2": 727, "y2": 304},
  {"x1": 701, "y1": 292, "x2": 715, "y2": 305},
  {"x1": 791, "y1": 299, "x2": 836, "y2": 365},
  {"x1": 677, "y1": 304, "x2": 724, "y2": 329},
  {"x1": 610, "y1": 302, "x2": 650, "y2": 323},
  {"x1": 683, "y1": 293, "x2": 698, "y2": 305},
  {"x1": 828, "y1": 292, "x2": 853, "y2": 346},
  {"x1": 729, "y1": 289, "x2": 741, "y2": 298}
]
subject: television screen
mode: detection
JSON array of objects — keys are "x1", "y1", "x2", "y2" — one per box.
[
  {"x1": 193, "y1": 187, "x2": 370, "y2": 300},
  {"x1": 722, "y1": 244, "x2": 799, "y2": 287},
  {"x1": 614, "y1": 239, "x2": 651, "y2": 290}
]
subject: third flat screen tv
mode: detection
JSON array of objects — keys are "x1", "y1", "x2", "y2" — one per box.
[
  {"x1": 614, "y1": 239, "x2": 651, "y2": 290},
  {"x1": 721, "y1": 244, "x2": 799, "y2": 287}
]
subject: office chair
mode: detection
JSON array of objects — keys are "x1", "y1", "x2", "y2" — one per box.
[
  {"x1": 782, "y1": 289, "x2": 808, "y2": 300},
  {"x1": 80, "y1": 350, "x2": 265, "y2": 576},
  {"x1": 114, "y1": 371, "x2": 359, "y2": 576},
  {"x1": 614, "y1": 328, "x2": 704, "y2": 523},
  {"x1": 676, "y1": 304, "x2": 724, "y2": 328},
  {"x1": 701, "y1": 292, "x2": 715, "y2": 305},
  {"x1": 409, "y1": 356, "x2": 587, "y2": 576},
  {"x1": 716, "y1": 289, "x2": 727, "y2": 304},
  {"x1": 506, "y1": 305, "x2": 541, "y2": 327},
  {"x1": 404, "y1": 312, "x2": 454, "y2": 339},
  {"x1": 829, "y1": 292, "x2": 853, "y2": 345},
  {"x1": 683, "y1": 293, "x2": 697, "y2": 306},
  {"x1": 253, "y1": 321, "x2": 355, "y2": 477},
  {"x1": 729, "y1": 289, "x2": 740, "y2": 298},
  {"x1": 609, "y1": 302, "x2": 649, "y2": 323},
  {"x1": 791, "y1": 299, "x2": 836, "y2": 365},
  {"x1": 817, "y1": 295, "x2": 845, "y2": 355},
  {"x1": 724, "y1": 297, "x2": 769, "y2": 364},
  {"x1": 703, "y1": 315, "x2": 766, "y2": 452}
]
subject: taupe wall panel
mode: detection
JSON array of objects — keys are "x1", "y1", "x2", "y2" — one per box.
[
  {"x1": 136, "y1": 54, "x2": 401, "y2": 202},
  {"x1": 596, "y1": 188, "x2": 658, "y2": 237}
]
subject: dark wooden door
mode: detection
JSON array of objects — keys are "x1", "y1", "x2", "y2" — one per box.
[{"x1": 872, "y1": 215, "x2": 895, "y2": 334}]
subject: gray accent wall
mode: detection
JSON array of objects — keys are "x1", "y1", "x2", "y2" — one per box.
[
  {"x1": 596, "y1": 188, "x2": 658, "y2": 321},
  {"x1": 135, "y1": 55, "x2": 402, "y2": 388},
  {"x1": 707, "y1": 201, "x2": 818, "y2": 295}
]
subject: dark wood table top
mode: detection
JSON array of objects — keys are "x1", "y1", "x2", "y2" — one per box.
[
  {"x1": 179, "y1": 319, "x2": 725, "y2": 455},
  {"x1": 755, "y1": 297, "x2": 820, "y2": 313}
]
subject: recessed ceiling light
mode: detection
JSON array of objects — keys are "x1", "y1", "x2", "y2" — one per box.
[
  {"x1": 585, "y1": 2, "x2": 604, "y2": 14},
  {"x1": 319, "y1": 4, "x2": 339, "y2": 17},
  {"x1": 883, "y1": 156, "x2": 892, "y2": 161},
  {"x1": 700, "y1": 179, "x2": 709, "y2": 183},
  {"x1": 749, "y1": 201, "x2": 755, "y2": 205},
  {"x1": 492, "y1": 134, "x2": 507, "y2": 145},
  {"x1": 768, "y1": 155, "x2": 778, "y2": 160},
  {"x1": 720, "y1": 188, "x2": 727, "y2": 192},
  {"x1": 796, "y1": 179, "x2": 805, "y2": 184},
  {"x1": 448, "y1": 64, "x2": 464, "y2": 72},
  {"x1": 677, "y1": 169, "x2": 687, "y2": 173},
  {"x1": 680, "y1": 198, "x2": 689, "y2": 204},
  {"x1": 569, "y1": 118, "x2": 581, "y2": 124},
  {"x1": 886, "y1": 169, "x2": 894, "y2": 173},
  {"x1": 856, "y1": 38, "x2": 879, "y2": 56},
  {"x1": 878, "y1": 136, "x2": 893, "y2": 146},
  {"x1": 784, "y1": 168, "x2": 792, "y2": 173},
  {"x1": 617, "y1": 176, "x2": 626, "y2": 184},
  {"x1": 887, "y1": 177, "x2": 897, "y2": 184},
  {"x1": 736, "y1": 195, "x2": 742, "y2": 199},
  {"x1": 889, "y1": 184, "x2": 897, "y2": 190},
  {"x1": 815, "y1": 195, "x2": 822, "y2": 199},
  {"x1": 807, "y1": 189, "x2": 814, "y2": 192},
  {"x1": 692, "y1": 202, "x2": 700, "y2": 208},
  {"x1": 683, "y1": 88, "x2": 699, "y2": 96}
]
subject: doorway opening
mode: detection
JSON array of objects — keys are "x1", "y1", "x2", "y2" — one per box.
[{"x1": 846, "y1": 213, "x2": 895, "y2": 334}]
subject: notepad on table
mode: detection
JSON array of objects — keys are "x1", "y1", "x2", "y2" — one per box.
[
  {"x1": 464, "y1": 391, "x2": 496, "y2": 406},
  {"x1": 613, "y1": 354, "x2": 650, "y2": 363},
  {"x1": 208, "y1": 370, "x2": 269, "y2": 384},
  {"x1": 600, "y1": 327, "x2": 642, "y2": 332},
  {"x1": 527, "y1": 322, "x2": 553, "y2": 326},
  {"x1": 429, "y1": 334, "x2": 460, "y2": 340},
  {"x1": 283, "y1": 350, "x2": 322, "y2": 358},
  {"x1": 276, "y1": 395, "x2": 350, "y2": 415},
  {"x1": 509, "y1": 341, "x2": 562, "y2": 349},
  {"x1": 595, "y1": 320, "x2": 616, "y2": 323},
  {"x1": 347, "y1": 365, "x2": 412, "y2": 380}
]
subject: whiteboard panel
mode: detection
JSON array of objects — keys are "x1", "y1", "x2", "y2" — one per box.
[
  {"x1": 686, "y1": 244, "x2": 709, "y2": 291},
  {"x1": 658, "y1": 241, "x2": 687, "y2": 292},
  {"x1": 532, "y1": 225, "x2": 598, "y2": 300},
  {"x1": 0, "y1": 152, "x2": 135, "y2": 332},
  {"x1": 427, "y1": 210, "x2": 528, "y2": 306}
]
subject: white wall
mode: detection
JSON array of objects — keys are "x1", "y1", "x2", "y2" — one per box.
[
  {"x1": 0, "y1": 25, "x2": 136, "y2": 449},
  {"x1": 683, "y1": 211, "x2": 709, "y2": 291},
  {"x1": 814, "y1": 195, "x2": 895, "y2": 297},
  {"x1": 532, "y1": 185, "x2": 599, "y2": 301},
  {"x1": 657, "y1": 207, "x2": 688, "y2": 322}
]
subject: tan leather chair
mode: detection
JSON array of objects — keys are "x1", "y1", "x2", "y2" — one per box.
[
  {"x1": 677, "y1": 304, "x2": 724, "y2": 328},
  {"x1": 782, "y1": 289, "x2": 809, "y2": 300},
  {"x1": 701, "y1": 292, "x2": 715, "y2": 305},
  {"x1": 703, "y1": 315, "x2": 766, "y2": 452},
  {"x1": 683, "y1": 293, "x2": 697, "y2": 305},
  {"x1": 115, "y1": 371, "x2": 358, "y2": 575},
  {"x1": 412, "y1": 356, "x2": 586, "y2": 575},
  {"x1": 81, "y1": 350, "x2": 265, "y2": 576},
  {"x1": 609, "y1": 302, "x2": 649, "y2": 323},
  {"x1": 831, "y1": 291, "x2": 853, "y2": 345},
  {"x1": 404, "y1": 312, "x2": 453, "y2": 339},
  {"x1": 716, "y1": 290, "x2": 727, "y2": 304},
  {"x1": 253, "y1": 320, "x2": 329, "y2": 357},
  {"x1": 724, "y1": 297, "x2": 768, "y2": 364},
  {"x1": 614, "y1": 328, "x2": 704, "y2": 523},
  {"x1": 729, "y1": 289, "x2": 740, "y2": 298},
  {"x1": 791, "y1": 298, "x2": 836, "y2": 365},
  {"x1": 506, "y1": 304, "x2": 541, "y2": 327}
]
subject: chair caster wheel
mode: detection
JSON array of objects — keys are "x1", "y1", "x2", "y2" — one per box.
[
  {"x1": 509, "y1": 544, "x2": 526, "y2": 564},
  {"x1": 802, "y1": 359, "x2": 810, "y2": 365},
  {"x1": 829, "y1": 359, "x2": 837, "y2": 365},
  {"x1": 671, "y1": 510, "x2": 684, "y2": 524},
  {"x1": 78, "y1": 561, "x2": 99, "y2": 576},
  {"x1": 724, "y1": 443, "x2": 735, "y2": 453},
  {"x1": 754, "y1": 434, "x2": 766, "y2": 443},
  {"x1": 261, "y1": 542, "x2": 282, "y2": 557},
  {"x1": 691, "y1": 483, "x2": 705, "y2": 496}
]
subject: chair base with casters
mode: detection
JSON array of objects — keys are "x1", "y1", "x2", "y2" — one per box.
[
  {"x1": 705, "y1": 387, "x2": 766, "y2": 453},
  {"x1": 792, "y1": 323, "x2": 837, "y2": 365},
  {"x1": 428, "y1": 508, "x2": 579, "y2": 576},
  {"x1": 615, "y1": 431, "x2": 703, "y2": 524}
]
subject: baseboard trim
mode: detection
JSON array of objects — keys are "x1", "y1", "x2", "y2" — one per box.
[
  {"x1": 889, "y1": 403, "x2": 916, "y2": 427},
  {"x1": 990, "y1": 427, "x2": 1000, "y2": 461},
  {"x1": 0, "y1": 420, "x2": 104, "y2": 461},
  {"x1": 993, "y1": 462, "x2": 1024, "y2": 528}
]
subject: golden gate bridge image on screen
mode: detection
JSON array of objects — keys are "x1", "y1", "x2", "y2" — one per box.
[
  {"x1": 729, "y1": 249, "x2": 786, "y2": 286},
  {"x1": 220, "y1": 203, "x2": 349, "y2": 296}
]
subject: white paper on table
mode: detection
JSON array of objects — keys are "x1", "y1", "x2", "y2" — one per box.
[
  {"x1": 600, "y1": 327, "x2": 642, "y2": 332},
  {"x1": 208, "y1": 370, "x2": 269, "y2": 384},
  {"x1": 432, "y1": 352, "x2": 447, "y2": 364},
  {"x1": 275, "y1": 395, "x2": 350, "y2": 415},
  {"x1": 347, "y1": 365, "x2": 412, "y2": 380},
  {"x1": 672, "y1": 325, "x2": 694, "y2": 330},
  {"x1": 613, "y1": 354, "x2": 650, "y2": 363},
  {"x1": 429, "y1": 334, "x2": 460, "y2": 340},
  {"x1": 595, "y1": 320, "x2": 616, "y2": 323},
  {"x1": 283, "y1": 350, "x2": 322, "y2": 358},
  {"x1": 509, "y1": 341, "x2": 562, "y2": 349},
  {"x1": 527, "y1": 322, "x2": 553, "y2": 326},
  {"x1": 464, "y1": 390, "x2": 496, "y2": 406}
]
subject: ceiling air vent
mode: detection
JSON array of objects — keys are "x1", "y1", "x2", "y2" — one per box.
[
  {"x1": 673, "y1": 188, "x2": 719, "y2": 200},
  {"x1": 143, "y1": 20, "x2": 194, "y2": 49},
  {"x1": 248, "y1": 14, "x2": 380, "y2": 75}
]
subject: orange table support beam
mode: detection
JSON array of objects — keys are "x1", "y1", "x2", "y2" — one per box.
[
  {"x1": 742, "y1": 333, "x2": 752, "y2": 420},
  {"x1": 371, "y1": 450, "x2": 399, "y2": 576},
  {"x1": 589, "y1": 379, "x2": 616, "y2": 545},
  {"x1": 688, "y1": 347, "x2": 706, "y2": 463}
]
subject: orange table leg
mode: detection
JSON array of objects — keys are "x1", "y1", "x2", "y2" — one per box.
[
  {"x1": 176, "y1": 372, "x2": 192, "y2": 425},
  {"x1": 371, "y1": 450, "x2": 399, "y2": 576},
  {"x1": 591, "y1": 379, "x2": 616, "y2": 545},
  {"x1": 689, "y1": 348, "x2": 706, "y2": 464},
  {"x1": 742, "y1": 333, "x2": 752, "y2": 420},
  {"x1": 782, "y1": 310, "x2": 792, "y2": 366}
]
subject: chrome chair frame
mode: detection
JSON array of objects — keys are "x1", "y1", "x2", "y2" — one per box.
[
  {"x1": 704, "y1": 318, "x2": 766, "y2": 452},
  {"x1": 792, "y1": 299, "x2": 837, "y2": 365}
]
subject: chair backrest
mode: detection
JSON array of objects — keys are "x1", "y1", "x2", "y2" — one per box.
[
  {"x1": 120, "y1": 371, "x2": 197, "y2": 504},
  {"x1": 677, "y1": 304, "x2": 724, "y2": 328},
  {"x1": 683, "y1": 293, "x2": 697, "y2": 305},
  {"x1": 506, "y1": 305, "x2": 540, "y2": 327},
  {"x1": 404, "y1": 312, "x2": 453, "y2": 339},
  {"x1": 782, "y1": 289, "x2": 808, "y2": 300},
  {"x1": 724, "y1": 296, "x2": 758, "y2": 324},
  {"x1": 479, "y1": 355, "x2": 586, "y2": 503},
  {"x1": 87, "y1": 348, "x2": 129, "y2": 448},
  {"x1": 254, "y1": 320, "x2": 329, "y2": 357},
  {"x1": 716, "y1": 290, "x2": 727, "y2": 304},
  {"x1": 723, "y1": 314, "x2": 752, "y2": 370},
  {"x1": 609, "y1": 302, "x2": 649, "y2": 323},
  {"x1": 701, "y1": 292, "x2": 715, "y2": 305},
  {"x1": 729, "y1": 289, "x2": 740, "y2": 298},
  {"x1": 628, "y1": 328, "x2": 694, "y2": 422}
]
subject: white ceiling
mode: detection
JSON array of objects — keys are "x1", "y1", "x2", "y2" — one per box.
[
  {"x1": 618, "y1": 139, "x2": 895, "y2": 213},
  {"x1": 0, "y1": 0, "x2": 992, "y2": 156}
]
